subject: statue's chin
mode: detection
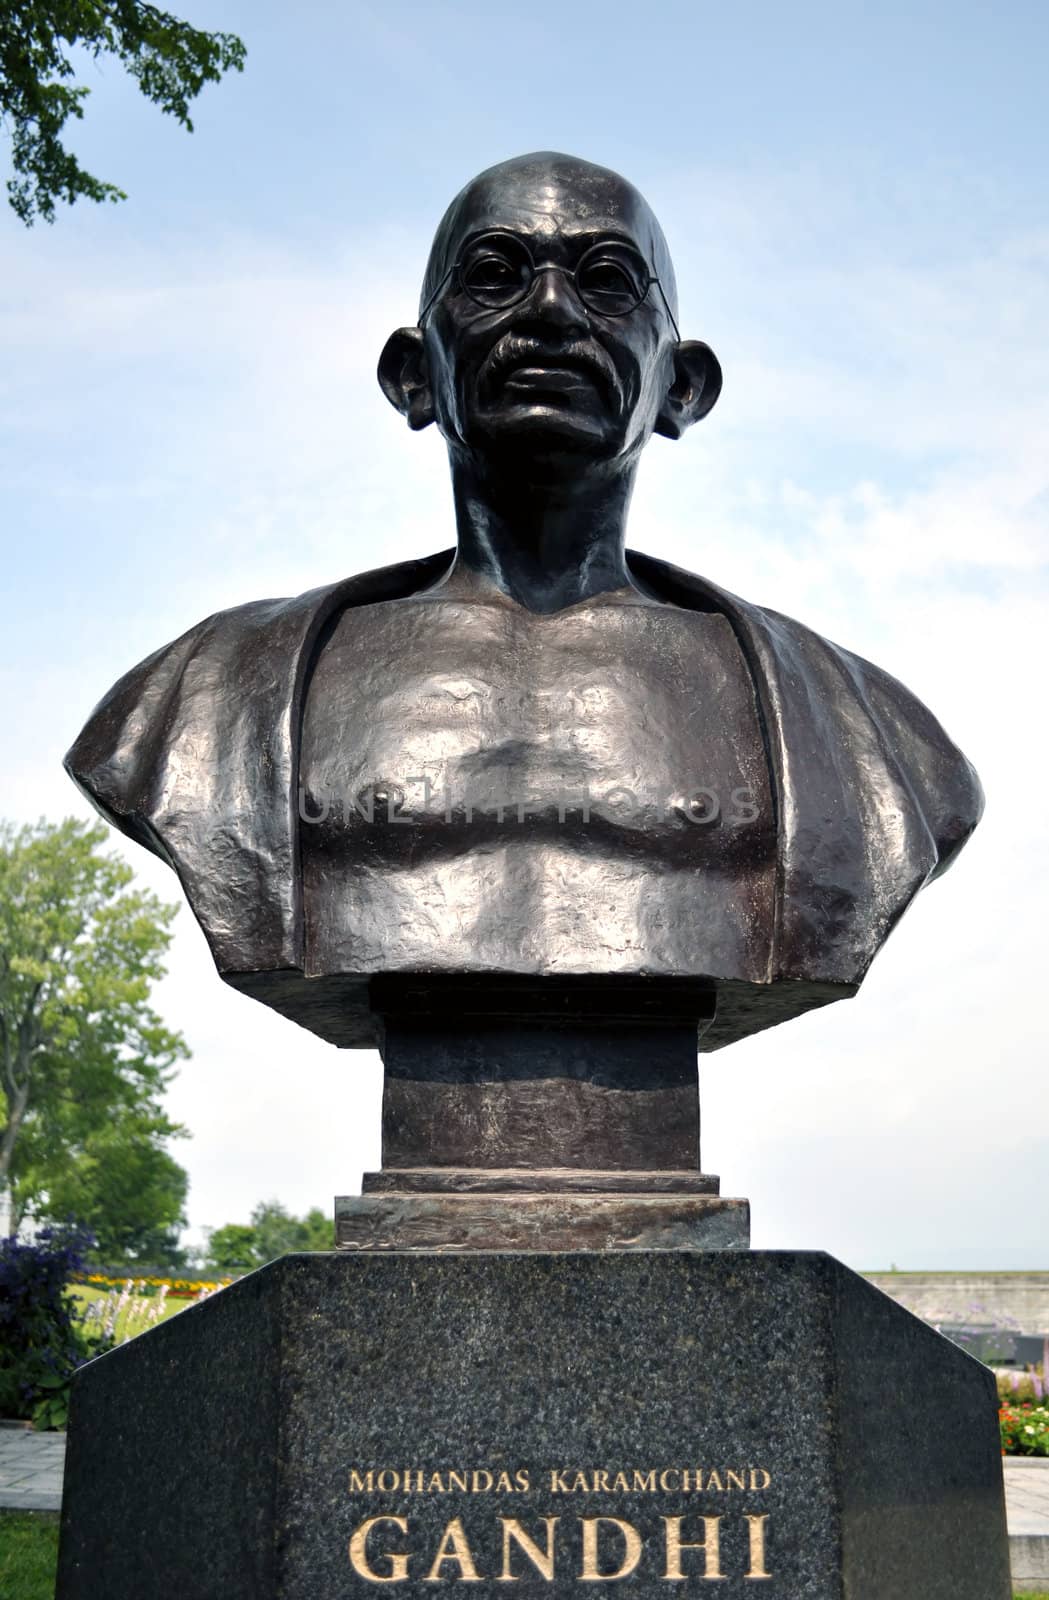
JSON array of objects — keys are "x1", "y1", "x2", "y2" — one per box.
[{"x1": 461, "y1": 402, "x2": 625, "y2": 473}]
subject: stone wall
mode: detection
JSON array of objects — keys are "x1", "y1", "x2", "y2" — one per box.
[{"x1": 865, "y1": 1273, "x2": 1049, "y2": 1366}]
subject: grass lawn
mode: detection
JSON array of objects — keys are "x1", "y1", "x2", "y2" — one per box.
[
  {"x1": 0, "y1": 1512, "x2": 59, "y2": 1600},
  {"x1": 2, "y1": 1512, "x2": 1045, "y2": 1596}
]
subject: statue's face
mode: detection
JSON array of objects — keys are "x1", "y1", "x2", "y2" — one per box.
[{"x1": 419, "y1": 157, "x2": 679, "y2": 473}]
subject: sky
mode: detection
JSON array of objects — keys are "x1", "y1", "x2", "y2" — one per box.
[{"x1": 1, "y1": 0, "x2": 1047, "y2": 1269}]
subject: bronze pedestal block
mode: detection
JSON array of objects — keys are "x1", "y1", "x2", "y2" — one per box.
[{"x1": 338, "y1": 989, "x2": 748, "y2": 1250}]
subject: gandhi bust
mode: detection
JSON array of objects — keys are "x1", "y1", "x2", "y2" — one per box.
[{"x1": 66, "y1": 152, "x2": 982, "y2": 1058}]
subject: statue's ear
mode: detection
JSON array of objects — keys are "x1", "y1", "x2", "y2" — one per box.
[
  {"x1": 377, "y1": 326, "x2": 435, "y2": 430},
  {"x1": 654, "y1": 340, "x2": 723, "y2": 439}
]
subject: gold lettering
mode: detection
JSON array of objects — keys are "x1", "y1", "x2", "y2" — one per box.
[
  {"x1": 593, "y1": 1471, "x2": 611, "y2": 1493},
  {"x1": 495, "y1": 1472, "x2": 515, "y2": 1493},
  {"x1": 550, "y1": 1470, "x2": 571, "y2": 1493},
  {"x1": 745, "y1": 1515, "x2": 771, "y2": 1580},
  {"x1": 498, "y1": 1518, "x2": 559, "y2": 1582},
  {"x1": 447, "y1": 1472, "x2": 467, "y2": 1493},
  {"x1": 659, "y1": 1470, "x2": 680, "y2": 1492},
  {"x1": 580, "y1": 1518, "x2": 642, "y2": 1582},
  {"x1": 726, "y1": 1471, "x2": 745, "y2": 1492},
  {"x1": 662, "y1": 1516, "x2": 724, "y2": 1581},
  {"x1": 377, "y1": 1470, "x2": 400, "y2": 1493},
  {"x1": 570, "y1": 1473, "x2": 590, "y2": 1494},
  {"x1": 424, "y1": 1518, "x2": 482, "y2": 1583},
  {"x1": 749, "y1": 1468, "x2": 771, "y2": 1491},
  {"x1": 472, "y1": 1471, "x2": 494, "y2": 1494},
  {"x1": 632, "y1": 1471, "x2": 656, "y2": 1493},
  {"x1": 426, "y1": 1473, "x2": 446, "y2": 1494},
  {"x1": 349, "y1": 1470, "x2": 374, "y2": 1494},
  {"x1": 611, "y1": 1473, "x2": 630, "y2": 1494},
  {"x1": 349, "y1": 1516, "x2": 409, "y2": 1583},
  {"x1": 515, "y1": 1470, "x2": 530, "y2": 1492},
  {"x1": 705, "y1": 1472, "x2": 724, "y2": 1493}
]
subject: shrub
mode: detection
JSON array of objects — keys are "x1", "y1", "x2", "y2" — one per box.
[
  {"x1": 0, "y1": 1225, "x2": 95, "y2": 1429},
  {"x1": 997, "y1": 1369, "x2": 1046, "y2": 1406}
]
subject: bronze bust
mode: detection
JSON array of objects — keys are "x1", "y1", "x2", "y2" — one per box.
[
  {"x1": 66, "y1": 151, "x2": 981, "y2": 1060},
  {"x1": 52, "y1": 175, "x2": 1009, "y2": 1600}
]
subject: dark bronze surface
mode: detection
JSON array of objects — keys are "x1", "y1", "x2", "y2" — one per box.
[
  {"x1": 64, "y1": 151, "x2": 983, "y2": 1202},
  {"x1": 380, "y1": 1018, "x2": 702, "y2": 1173},
  {"x1": 360, "y1": 1169, "x2": 720, "y2": 1194},
  {"x1": 333, "y1": 1190, "x2": 749, "y2": 1252},
  {"x1": 300, "y1": 599, "x2": 777, "y2": 989}
]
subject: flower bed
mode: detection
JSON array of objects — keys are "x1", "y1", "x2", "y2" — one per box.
[
  {"x1": 997, "y1": 1370, "x2": 1049, "y2": 1454},
  {"x1": 78, "y1": 1272, "x2": 231, "y2": 1300},
  {"x1": 1000, "y1": 1403, "x2": 1049, "y2": 1456}
]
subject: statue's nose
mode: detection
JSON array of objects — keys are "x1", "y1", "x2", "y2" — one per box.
[{"x1": 522, "y1": 266, "x2": 590, "y2": 333}]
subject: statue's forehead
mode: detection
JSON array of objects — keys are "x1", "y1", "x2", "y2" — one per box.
[
  {"x1": 420, "y1": 154, "x2": 678, "y2": 319},
  {"x1": 447, "y1": 168, "x2": 660, "y2": 254}
]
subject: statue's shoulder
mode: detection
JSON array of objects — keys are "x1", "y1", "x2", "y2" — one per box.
[
  {"x1": 755, "y1": 594, "x2": 983, "y2": 874},
  {"x1": 71, "y1": 551, "x2": 455, "y2": 732},
  {"x1": 64, "y1": 552, "x2": 454, "y2": 857},
  {"x1": 627, "y1": 549, "x2": 983, "y2": 878}
]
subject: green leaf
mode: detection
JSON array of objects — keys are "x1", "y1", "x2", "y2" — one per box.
[{"x1": 0, "y1": 2, "x2": 247, "y2": 224}]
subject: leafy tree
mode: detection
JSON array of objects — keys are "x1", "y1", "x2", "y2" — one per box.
[
  {"x1": 33, "y1": 1115, "x2": 188, "y2": 1261},
  {"x1": 0, "y1": 817, "x2": 190, "y2": 1258},
  {"x1": 0, "y1": 1, "x2": 246, "y2": 224},
  {"x1": 297, "y1": 1206, "x2": 334, "y2": 1253},
  {"x1": 204, "y1": 1221, "x2": 258, "y2": 1273},
  {"x1": 251, "y1": 1199, "x2": 309, "y2": 1264},
  {"x1": 204, "y1": 1201, "x2": 333, "y2": 1271}
]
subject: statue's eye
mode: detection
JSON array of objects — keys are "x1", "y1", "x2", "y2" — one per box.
[
  {"x1": 577, "y1": 254, "x2": 645, "y2": 314},
  {"x1": 462, "y1": 252, "x2": 529, "y2": 304},
  {"x1": 469, "y1": 256, "x2": 515, "y2": 286}
]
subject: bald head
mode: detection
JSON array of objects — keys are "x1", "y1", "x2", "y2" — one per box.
[
  {"x1": 420, "y1": 151, "x2": 678, "y2": 326},
  {"x1": 379, "y1": 150, "x2": 719, "y2": 469}
]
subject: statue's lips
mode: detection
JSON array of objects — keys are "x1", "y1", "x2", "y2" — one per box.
[{"x1": 500, "y1": 364, "x2": 597, "y2": 394}]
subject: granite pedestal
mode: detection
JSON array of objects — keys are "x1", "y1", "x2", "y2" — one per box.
[{"x1": 56, "y1": 1251, "x2": 1010, "y2": 1598}]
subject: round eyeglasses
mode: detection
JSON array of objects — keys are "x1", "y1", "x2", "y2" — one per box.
[{"x1": 418, "y1": 230, "x2": 680, "y2": 342}]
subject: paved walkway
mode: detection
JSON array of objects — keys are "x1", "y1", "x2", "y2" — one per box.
[
  {"x1": 1008, "y1": 1458, "x2": 1049, "y2": 1535},
  {"x1": 1008, "y1": 1459, "x2": 1049, "y2": 1590},
  {"x1": 0, "y1": 1426, "x2": 66, "y2": 1512},
  {"x1": 1, "y1": 1429, "x2": 1047, "y2": 1584}
]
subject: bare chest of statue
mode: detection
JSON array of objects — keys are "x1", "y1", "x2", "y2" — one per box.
[{"x1": 299, "y1": 593, "x2": 777, "y2": 983}]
